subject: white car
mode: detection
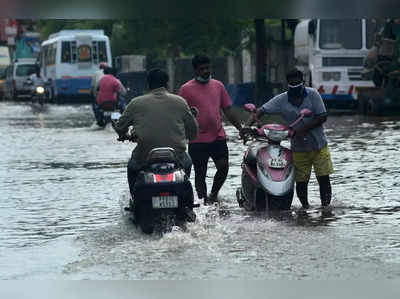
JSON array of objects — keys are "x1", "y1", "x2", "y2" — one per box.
[{"x1": 4, "y1": 58, "x2": 38, "y2": 100}]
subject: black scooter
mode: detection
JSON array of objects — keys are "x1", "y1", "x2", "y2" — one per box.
[
  {"x1": 96, "y1": 100, "x2": 123, "y2": 128},
  {"x1": 111, "y1": 114, "x2": 199, "y2": 234},
  {"x1": 24, "y1": 78, "x2": 47, "y2": 106}
]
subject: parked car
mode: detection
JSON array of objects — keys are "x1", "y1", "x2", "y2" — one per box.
[
  {"x1": 0, "y1": 46, "x2": 11, "y2": 100},
  {"x1": 4, "y1": 58, "x2": 37, "y2": 100},
  {"x1": 0, "y1": 67, "x2": 6, "y2": 100}
]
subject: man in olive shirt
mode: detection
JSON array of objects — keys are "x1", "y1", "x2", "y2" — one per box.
[{"x1": 114, "y1": 69, "x2": 199, "y2": 194}]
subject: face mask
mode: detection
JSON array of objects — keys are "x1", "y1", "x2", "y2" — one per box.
[
  {"x1": 288, "y1": 82, "x2": 304, "y2": 98},
  {"x1": 195, "y1": 74, "x2": 212, "y2": 84}
]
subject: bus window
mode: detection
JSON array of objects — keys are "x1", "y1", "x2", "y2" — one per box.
[
  {"x1": 92, "y1": 41, "x2": 98, "y2": 63},
  {"x1": 71, "y1": 41, "x2": 77, "y2": 63},
  {"x1": 47, "y1": 43, "x2": 56, "y2": 65},
  {"x1": 61, "y1": 41, "x2": 71, "y2": 63},
  {"x1": 366, "y1": 19, "x2": 379, "y2": 49},
  {"x1": 78, "y1": 45, "x2": 92, "y2": 63},
  {"x1": 98, "y1": 41, "x2": 107, "y2": 63}
]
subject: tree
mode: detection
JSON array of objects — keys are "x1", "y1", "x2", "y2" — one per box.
[
  {"x1": 38, "y1": 19, "x2": 253, "y2": 59},
  {"x1": 254, "y1": 19, "x2": 267, "y2": 106}
]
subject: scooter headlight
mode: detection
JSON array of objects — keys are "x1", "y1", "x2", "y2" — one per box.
[
  {"x1": 264, "y1": 129, "x2": 289, "y2": 142},
  {"x1": 36, "y1": 86, "x2": 45, "y2": 94}
]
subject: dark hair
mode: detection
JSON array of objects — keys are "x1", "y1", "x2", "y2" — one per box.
[
  {"x1": 103, "y1": 66, "x2": 113, "y2": 75},
  {"x1": 192, "y1": 54, "x2": 210, "y2": 69},
  {"x1": 286, "y1": 68, "x2": 303, "y2": 82},
  {"x1": 147, "y1": 68, "x2": 169, "y2": 90}
]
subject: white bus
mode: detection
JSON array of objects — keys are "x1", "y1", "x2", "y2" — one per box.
[
  {"x1": 40, "y1": 30, "x2": 112, "y2": 101},
  {"x1": 294, "y1": 19, "x2": 376, "y2": 109}
]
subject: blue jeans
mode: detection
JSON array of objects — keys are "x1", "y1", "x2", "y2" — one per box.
[{"x1": 127, "y1": 150, "x2": 192, "y2": 195}]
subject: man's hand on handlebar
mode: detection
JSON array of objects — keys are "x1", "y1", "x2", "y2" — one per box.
[{"x1": 239, "y1": 127, "x2": 256, "y2": 145}]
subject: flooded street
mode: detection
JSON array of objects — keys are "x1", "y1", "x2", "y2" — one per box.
[{"x1": 1, "y1": 101, "x2": 400, "y2": 279}]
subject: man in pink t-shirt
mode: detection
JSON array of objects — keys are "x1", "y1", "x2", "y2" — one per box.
[
  {"x1": 96, "y1": 67, "x2": 121, "y2": 106},
  {"x1": 179, "y1": 55, "x2": 243, "y2": 204}
]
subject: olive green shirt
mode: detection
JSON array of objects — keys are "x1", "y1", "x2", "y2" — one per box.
[{"x1": 115, "y1": 87, "x2": 199, "y2": 163}]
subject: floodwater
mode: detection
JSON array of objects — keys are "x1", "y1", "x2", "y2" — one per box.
[{"x1": 1, "y1": 101, "x2": 399, "y2": 279}]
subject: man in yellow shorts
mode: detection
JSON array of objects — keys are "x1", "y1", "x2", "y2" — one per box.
[{"x1": 246, "y1": 69, "x2": 334, "y2": 208}]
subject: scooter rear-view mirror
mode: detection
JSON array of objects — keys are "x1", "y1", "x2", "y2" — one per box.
[{"x1": 244, "y1": 103, "x2": 257, "y2": 113}]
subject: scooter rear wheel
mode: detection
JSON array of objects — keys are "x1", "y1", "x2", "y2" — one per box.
[{"x1": 138, "y1": 203, "x2": 154, "y2": 234}]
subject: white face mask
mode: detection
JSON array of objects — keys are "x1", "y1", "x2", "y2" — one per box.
[{"x1": 195, "y1": 74, "x2": 212, "y2": 84}]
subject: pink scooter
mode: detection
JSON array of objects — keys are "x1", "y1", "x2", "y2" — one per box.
[{"x1": 236, "y1": 104, "x2": 312, "y2": 211}]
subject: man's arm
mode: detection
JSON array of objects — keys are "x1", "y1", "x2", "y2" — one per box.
[
  {"x1": 222, "y1": 106, "x2": 242, "y2": 131},
  {"x1": 118, "y1": 79, "x2": 127, "y2": 96},
  {"x1": 245, "y1": 95, "x2": 282, "y2": 127},
  {"x1": 114, "y1": 101, "x2": 134, "y2": 136},
  {"x1": 294, "y1": 89, "x2": 328, "y2": 137},
  {"x1": 293, "y1": 114, "x2": 327, "y2": 137},
  {"x1": 182, "y1": 102, "x2": 199, "y2": 141},
  {"x1": 246, "y1": 108, "x2": 266, "y2": 127}
]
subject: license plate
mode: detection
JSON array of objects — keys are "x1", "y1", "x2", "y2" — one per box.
[
  {"x1": 152, "y1": 196, "x2": 178, "y2": 209},
  {"x1": 268, "y1": 158, "x2": 287, "y2": 168},
  {"x1": 104, "y1": 111, "x2": 112, "y2": 116},
  {"x1": 78, "y1": 89, "x2": 90, "y2": 94},
  {"x1": 111, "y1": 112, "x2": 121, "y2": 120}
]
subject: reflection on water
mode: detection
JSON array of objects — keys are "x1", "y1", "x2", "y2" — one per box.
[{"x1": 1, "y1": 102, "x2": 400, "y2": 279}]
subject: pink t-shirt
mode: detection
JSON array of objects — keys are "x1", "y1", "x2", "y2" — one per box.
[
  {"x1": 179, "y1": 79, "x2": 232, "y2": 143},
  {"x1": 96, "y1": 74, "x2": 120, "y2": 105}
]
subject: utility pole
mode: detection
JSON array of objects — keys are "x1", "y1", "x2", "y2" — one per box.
[{"x1": 254, "y1": 19, "x2": 267, "y2": 107}]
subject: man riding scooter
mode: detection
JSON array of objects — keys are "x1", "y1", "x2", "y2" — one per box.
[
  {"x1": 113, "y1": 68, "x2": 199, "y2": 197},
  {"x1": 26, "y1": 64, "x2": 47, "y2": 105},
  {"x1": 93, "y1": 66, "x2": 125, "y2": 127}
]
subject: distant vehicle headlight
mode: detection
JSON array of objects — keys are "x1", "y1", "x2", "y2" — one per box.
[{"x1": 36, "y1": 86, "x2": 45, "y2": 94}]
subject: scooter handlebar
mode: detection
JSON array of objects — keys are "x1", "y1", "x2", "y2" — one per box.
[
  {"x1": 240, "y1": 127, "x2": 260, "y2": 144},
  {"x1": 111, "y1": 120, "x2": 137, "y2": 142}
]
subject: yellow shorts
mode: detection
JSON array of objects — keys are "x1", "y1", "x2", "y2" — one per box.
[{"x1": 292, "y1": 146, "x2": 334, "y2": 182}]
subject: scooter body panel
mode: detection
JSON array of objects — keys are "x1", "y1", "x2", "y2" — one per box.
[{"x1": 239, "y1": 138, "x2": 295, "y2": 211}]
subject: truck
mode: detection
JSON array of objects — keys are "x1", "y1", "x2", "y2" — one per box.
[
  {"x1": 294, "y1": 19, "x2": 375, "y2": 110},
  {"x1": 358, "y1": 19, "x2": 400, "y2": 115},
  {"x1": 14, "y1": 31, "x2": 41, "y2": 61}
]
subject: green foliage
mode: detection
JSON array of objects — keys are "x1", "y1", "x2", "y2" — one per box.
[
  {"x1": 38, "y1": 20, "x2": 115, "y2": 39},
  {"x1": 38, "y1": 19, "x2": 254, "y2": 59}
]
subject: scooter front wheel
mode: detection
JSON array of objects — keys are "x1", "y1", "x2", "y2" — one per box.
[{"x1": 267, "y1": 191, "x2": 294, "y2": 211}]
